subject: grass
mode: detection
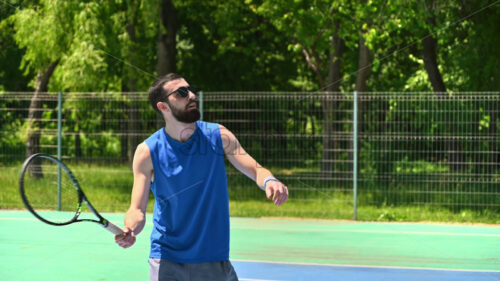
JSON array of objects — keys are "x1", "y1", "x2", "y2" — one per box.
[
  {"x1": 229, "y1": 201, "x2": 500, "y2": 224},
  {"x1": 1, "y1": 162, "x2": 499, "y2": 224}
]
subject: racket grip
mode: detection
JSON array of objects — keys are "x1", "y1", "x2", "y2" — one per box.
[{"x1": 103, "y1": 221, "x2": 124, "y2": 235}]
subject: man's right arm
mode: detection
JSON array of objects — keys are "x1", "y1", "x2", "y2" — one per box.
[{"x1": 115, "y1": 142, "x2": 153, "y2": 248}]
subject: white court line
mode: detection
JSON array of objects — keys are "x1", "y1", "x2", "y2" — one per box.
[
  {"x1": 0, "y1": 217, "x2": 35, "y2": 221},
  {"x1": 0, "y1": 217, "x2": 122, "y2": 223},
  {"x1": 240, "y1": 279, "x2": 282, "y2": 281},
  {"x1": 3, "y1": 217, "x2": 500, "y2": 237},
  {"x1": 233, "y1": 259, "x2": 500, "y2": 273},
  {"x1": 231, "y1": 226, "x2": 500, "y2": 237}
]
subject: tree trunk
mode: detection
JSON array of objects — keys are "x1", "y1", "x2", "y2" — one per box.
[
  {"x1": 354, "y1": 35, "x2": 370, "y2": 133},
  {"x1": 349, "y1": 34, "x2": 370, "y2": 178},
  {"x1": 321, "y1": 19, "x2": 343, "y2": 177},
  {"x1": 128, "y1": 97, "x2": 140, "y2": 164},
  {"x1": 422, "y1": 12, "x2": 463, "y2": 171},
  {"x1": 488, "y1": 102, "x2": 498, "y2": 173},
  {"x1": 25, "y1": 61, "x2": 58, "y2": 177},
  {"x1": 120, "y1": 100, "x2": 128, "y2": 162},
  {"x1": 422, "y1": 35, "x2": 446, "y2": 92},
  {"x1": 75, "y1": 132, "x2": 82, "y2": 158},
  {"x1": 355, "y1": 36, "x2": 370, "y2": 93},
  {"x1": 124, "y1": 2, "x2": 141, "y2": 165},
  {"x1": 157, "y1": 0, "x2": 177, "y2": 76}
]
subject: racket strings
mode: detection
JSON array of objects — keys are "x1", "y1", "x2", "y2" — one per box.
[{"x1": 22, "y1": 157, "x2": 80, "y2": 223}]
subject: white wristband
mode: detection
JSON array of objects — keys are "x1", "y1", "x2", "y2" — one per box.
[{"x1": 261, "y1": 176, "x2": 279, "y2": 191}]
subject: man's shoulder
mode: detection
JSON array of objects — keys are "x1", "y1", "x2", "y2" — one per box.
[
  {"x1": 146, "y1": 128, "x2": 164, "y2": 140},
  {"x1": 144, "y1": 128, "x2": 164, "y2": 149},
  {"x1": 134, "y1": 142, "x2": 152, "y2": 160},
  {"x1": 197, "y1": 121, "x2": 221, "y2": 133},
  {"x1": 136, "y1": 142, "x2": 150, "y2": 153}
]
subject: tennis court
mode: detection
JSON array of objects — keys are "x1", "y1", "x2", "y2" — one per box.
[{"x1": 1, "y1": 210, "x2": 498, "y2": 281}]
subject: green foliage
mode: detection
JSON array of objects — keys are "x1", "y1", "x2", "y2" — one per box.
[
  {"x1": 252, "y1": 0, "x2": 350, "y2": 89},
  {"x1": 1, "y1": 0, "x2": 499, "y2": 221},
  {"x1": 176, "y1": 0, "x2": 298, "y2": 91},
  {"x1": 0, "y1": 4, "x2": 31, "y2": 91},
  {"x1": 11, "y1": 0, "x2": 80, "y2": 75},
  {"x1": 395, "y1": 156, "x2": 448, "y2": 174},
  {"x1": 2, "y1": 0, "x2": 498, "y2": 92}
]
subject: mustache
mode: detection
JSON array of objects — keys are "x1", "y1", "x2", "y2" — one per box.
[{"x1": 186, "y1": 99, "x2": 199, "y2": 109}]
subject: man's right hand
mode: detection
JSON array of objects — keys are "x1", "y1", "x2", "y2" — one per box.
[{"x1": 115, "y1": 227, "x2": 136, "y2": 248}]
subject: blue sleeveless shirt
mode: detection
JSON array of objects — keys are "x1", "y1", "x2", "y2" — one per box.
[{"x1": 144, "y1": 121, "x2": 230, "y2": 263}]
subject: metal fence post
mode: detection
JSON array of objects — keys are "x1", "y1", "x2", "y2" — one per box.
[
  {"x1": 57, "y1": 91, "x2": 62, "y2": 211},
  {"x1": 353, "y1": 91, "x2": 358, "y2": 220},
  {"x1": 199, "y1": 91, "x2": 204, "y2": 121}
]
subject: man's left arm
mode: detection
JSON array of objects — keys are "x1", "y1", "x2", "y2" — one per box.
[{"x1": 220, "y1": 125, "x2": 288, "y2": 206}]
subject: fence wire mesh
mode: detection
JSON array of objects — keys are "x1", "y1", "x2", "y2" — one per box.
[{"x1": 0, "y1": 91, "x2": 498, "y2": 216}]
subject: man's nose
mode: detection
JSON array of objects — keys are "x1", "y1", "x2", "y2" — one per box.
[{"x1": 188, "y1": 91, "x2": 197, "y2": 100}]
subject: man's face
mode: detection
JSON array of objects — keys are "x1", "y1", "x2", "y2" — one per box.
[{"x1": 162, "y1": 79, "x2": 200, "y2": 123}]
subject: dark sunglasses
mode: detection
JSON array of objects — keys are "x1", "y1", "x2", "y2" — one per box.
[{"x1": 167, "y1": 86, "x2": 197, "y2": 98}]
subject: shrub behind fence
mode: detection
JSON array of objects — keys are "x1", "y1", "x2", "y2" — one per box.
[{"x1": 0, "y1": 91, "x2": 498, "y2": 216}]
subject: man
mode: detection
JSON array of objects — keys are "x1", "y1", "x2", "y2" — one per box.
[{"x1": 115, "y1": 73, "x2": 289, "y2": 281}]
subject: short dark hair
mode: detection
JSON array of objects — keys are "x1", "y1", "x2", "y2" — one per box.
[{"x1": 148, "y1": 73, "x2": 184, "y2": 114}]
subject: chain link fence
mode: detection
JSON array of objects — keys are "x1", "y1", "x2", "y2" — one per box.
[{"x1": 0, "y1": 91, "x2": 498, "y2": 216}]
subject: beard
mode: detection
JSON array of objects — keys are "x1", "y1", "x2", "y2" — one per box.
[{"x1": 169, "y1": 100, "x2": 200, "y2": 123}]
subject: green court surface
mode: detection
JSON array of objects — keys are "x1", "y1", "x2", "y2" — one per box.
[{"x1": 0, "y1": 210, "x2": 499, "y2": 281}]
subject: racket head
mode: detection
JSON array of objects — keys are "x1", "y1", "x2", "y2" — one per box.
[{"x1": 19, "y1": 153, "x2": 83, "y2": 226}]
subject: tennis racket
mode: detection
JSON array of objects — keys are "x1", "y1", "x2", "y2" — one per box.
[{"x1": 19, "y1": 153, "x2": 123, "y2": 235}]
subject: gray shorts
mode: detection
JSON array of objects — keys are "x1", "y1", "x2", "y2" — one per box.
[{"x1": 149, "y1": 258, "x2": 239, "y2": 281}]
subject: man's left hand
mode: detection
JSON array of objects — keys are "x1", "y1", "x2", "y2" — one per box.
[{"x1": 265, "y1": 181, "x2": 289, "y2": 206}]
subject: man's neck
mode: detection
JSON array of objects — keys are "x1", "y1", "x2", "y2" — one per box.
[{"x1": 164, "y1": 119, "x2": 197, "y2": 142}]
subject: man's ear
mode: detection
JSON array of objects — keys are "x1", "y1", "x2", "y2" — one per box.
[{"x1": 157, "y1": 101, "x2": 170, "y2": 113}]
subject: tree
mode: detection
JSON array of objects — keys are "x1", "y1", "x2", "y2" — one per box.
[
  {"x1": 0, "y1": 1, "x2": 32, "y2": 91},
  {"x1": 25, "y1": 62, "x2": 58, "y2": 161},
  {"x1": 252, "y1": 0, "x2": 353, "y2": 176},
  {"x1": 11, "y1": 0, "x2": 80, "y2": 159},
  {"x1": 449, "y1": 0, "x2": 500, "y2": 172},
  {"x1": 158, "y1": 0, "x2": 178, "y2": 75},
  {"x1": 253, "y1": 0, "x2": 398, "y2": 176},
  {"x1": 419, "y1": 0, "x2": 464, "y2": 170},
  {"x1": 123, "y1": 0, "x2": 143, "y2": 163},
  {"x1": 421, "y1": 1, "x2": 446, "y2": 93}
]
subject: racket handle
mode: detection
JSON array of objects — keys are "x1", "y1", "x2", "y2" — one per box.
[{"x1": 103, "y1": 221, "x2": 124, "y2": 235}]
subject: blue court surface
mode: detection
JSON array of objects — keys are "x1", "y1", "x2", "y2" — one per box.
[{"x1": 232, "y1": 260, "x2": 500, "y2": 281}]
